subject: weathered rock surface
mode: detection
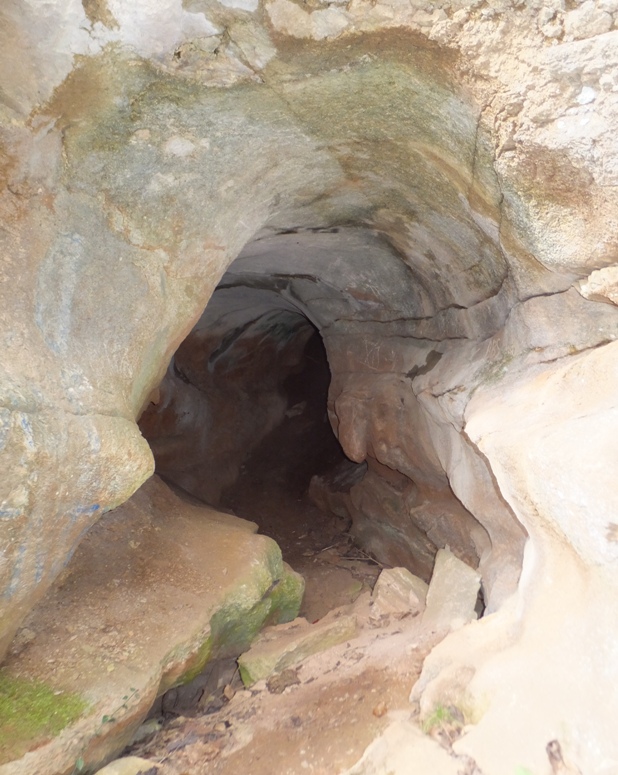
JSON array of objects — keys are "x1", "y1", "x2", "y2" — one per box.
[{"x1": 0, "y1": 477, "x2": 303, "y2": 774}]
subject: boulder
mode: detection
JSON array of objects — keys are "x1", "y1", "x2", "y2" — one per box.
[
  {"x1": 422, "y1": 549, "x2": 481, "y2": 633},
  {"x1": 0, "y1": 477, "x2": 303, "y2": 775},
  {"x1": 93, "y1": 757, "x2": 158, "y2": 775}
]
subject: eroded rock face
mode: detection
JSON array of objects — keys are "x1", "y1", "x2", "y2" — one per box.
[{"x1": 2, "y1": 0, "x2": 618, "y2": 771}]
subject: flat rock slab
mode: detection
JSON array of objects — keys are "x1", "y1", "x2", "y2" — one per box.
[
  {"x1": 238, "y1": 611, "x2": 358, "y2": 686},
  {"x1": 0, "y1": 477, "x2": 303, "y2": 775},
  {"x1": 422, "y1": 549, "x2": 480, "y2": 633},
  {"x1": 370, "y1": 567, "x2": 428, "y2": 619}
]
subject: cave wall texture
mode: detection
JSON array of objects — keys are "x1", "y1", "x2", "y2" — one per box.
[{"x1": 2, "y1": 0, "x2": 618, "y2": 771}]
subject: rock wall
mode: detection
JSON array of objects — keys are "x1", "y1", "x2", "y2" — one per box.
[{"x1": 2, "y1": 0, "x2": 618, "y2": 771}]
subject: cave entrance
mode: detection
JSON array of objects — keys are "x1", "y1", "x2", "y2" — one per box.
[
  {"x1": 140, "y1": 225, "x2": 524, "y2": 623},
  {"x1": 139, "y1": 275, "x2": 379, "y2": 622}
]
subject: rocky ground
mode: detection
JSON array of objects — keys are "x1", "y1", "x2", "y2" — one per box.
[{"x1": 123, "y1": 598, "x2": 442, "y2": 775}]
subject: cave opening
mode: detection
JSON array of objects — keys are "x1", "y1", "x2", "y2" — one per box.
[
  {"x1": 5, "y1": 7, "x2": 618, "y2": 771},
  {"x1": 216, "y1": 326, "x2": 354, "y2": 563},
  {"x1": 139, "y1": 274, "x2": 383, "y2": 624},
  {"x1": 139, "y1": 227, "x2": 508, "y2": 628}
]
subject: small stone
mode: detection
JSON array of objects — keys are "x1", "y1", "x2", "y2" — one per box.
[
  {"x1": 266, "y1": 668, "x2": 301, "y2": 694},
  {"x1": 223, "y1": 683, "x2": 235, "y2": 700},
  {"x1": 372, "y1": 700, "x2": 388, "y2": 717}
]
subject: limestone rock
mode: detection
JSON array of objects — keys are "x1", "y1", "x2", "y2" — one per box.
[
  {"x1": 422, "y1": 549, "x2": 481, "y2": 633},
  {"x1": 371, "y1": 567, "x2": 429, "y2": 619},
  {"x1": 3, "y1": 0, "x2": 618, "y2": 772},
  {"x1": 93, "y1": 758, "x2": 158, "y2": 775},
  {"x1": 238, "y1": 612, "x2": 358, "y2": 686}
]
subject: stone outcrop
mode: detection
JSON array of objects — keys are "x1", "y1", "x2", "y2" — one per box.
[
  {"x1": 0, "y1": 477, "x2": 303, "y2": 774},
  {"x1": 2, "y1": 0, "x2": 618, "y2": 772}
]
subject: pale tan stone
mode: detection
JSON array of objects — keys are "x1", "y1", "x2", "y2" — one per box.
[
  {"x1": 422, "y1": 549, "x2": 481, "y2": 633},
  {"x1": 371, "y1": 567, "x2": 429, "y2": 618},
  {"x1": 343, "y1": 720, "x2": 460, "y2": 775}
]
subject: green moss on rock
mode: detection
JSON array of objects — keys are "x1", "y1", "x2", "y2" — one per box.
[
  {"x1": 174, "y1": 551, "x2": 304, "y2": 687},
  {"x1": 209, "y1": 597, "x2": 274, "y2": 658},
  {"x1": 265, "y1": 563, "x2": 305, "y2": 626},
  {"x1": 0, "y1": 671, "x2": 87, "y2": 764}
]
